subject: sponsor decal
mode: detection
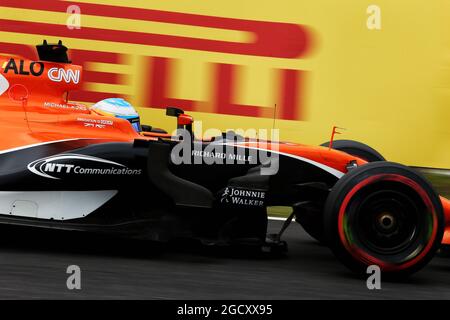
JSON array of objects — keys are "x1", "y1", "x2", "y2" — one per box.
[
  {"x1": 0, "y1": 74, "x2": 9, "y2": 96},
  {"x1": 77, "y1": 117, "x2": 113, "y2": 129},
  {"x1": 191, "y1": 150, "x2": 253, "y2": 163},
  {"x1": 2, "y1": 58, "x2": 44, "y2": 76},
  {"x1": 48, "y1": 67, "x2": 80, "y2": 84},
  {"x1": 44, "y1": 102, "x2": 88, "y2": 111},
  {"x1": 27, "y1": 154, "x2": 141, "y2": 180},
  {"x1": 220, "y1": 187, "x2": 266, "y2": 207}
]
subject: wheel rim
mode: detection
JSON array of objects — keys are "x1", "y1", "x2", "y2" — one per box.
[{"x1": 353, "y1": 190, "x2": 420, "y2": 256}]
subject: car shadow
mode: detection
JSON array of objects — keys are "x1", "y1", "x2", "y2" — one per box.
[
  {"x1": 0, "y1": 224, "x2": 285, "y2": 262},
  {"x1": 0, "y1": 224, "x2": 444, "y2": 287}
]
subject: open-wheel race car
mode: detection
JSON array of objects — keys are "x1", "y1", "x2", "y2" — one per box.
[{"x1": 0, "y1": 40, "x2": 449, "y2": 278}]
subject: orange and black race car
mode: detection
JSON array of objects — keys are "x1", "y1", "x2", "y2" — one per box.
[{"x1": 0, "y1": 41, "x2": 449, "y2": 277}]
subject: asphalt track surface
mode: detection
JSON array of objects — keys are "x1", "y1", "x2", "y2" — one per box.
[{"x1": 0, "y1": 220, "x2": 449, "y2": 300}]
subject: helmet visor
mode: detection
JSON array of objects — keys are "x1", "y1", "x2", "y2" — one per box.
[{"x1": 118, "y1": 115, "x2": 141, "y2": 132}]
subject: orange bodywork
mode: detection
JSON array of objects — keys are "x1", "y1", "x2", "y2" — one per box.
[
  {"x1": 441, "y1": 197, "x2": 450, "y2": 245},
  {"x1": 0, "y1": 55, "x2": 141, "y2": 151},
  {"x1": 0, "y1": 53, "x2": 449, "y2": 245}
]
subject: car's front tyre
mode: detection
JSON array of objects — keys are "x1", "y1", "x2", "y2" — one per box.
[{"x1": 324, "y1": 162, "x2": 444, "y2": 278}]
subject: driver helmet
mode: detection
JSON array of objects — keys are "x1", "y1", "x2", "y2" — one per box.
[{"x1": 91, "y1": 98, "x2": 141, "y2": 132}]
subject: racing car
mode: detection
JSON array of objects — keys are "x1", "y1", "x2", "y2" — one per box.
[{"x1": 0, "y1": 40, "x2": 449, "y2": 277}]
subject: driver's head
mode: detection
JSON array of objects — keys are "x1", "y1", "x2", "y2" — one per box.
[{"x1": 91, "y1": 98, "x2": 141, "y2": 132}]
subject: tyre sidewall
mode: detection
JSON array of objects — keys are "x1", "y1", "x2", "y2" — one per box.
[{"x1": 324, "y1": 162, "x2": 444, "y2": 277}]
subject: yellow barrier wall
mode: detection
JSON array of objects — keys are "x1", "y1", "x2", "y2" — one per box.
[{"x1": 1, "y1": 0, "x2": 449, "y2": 168}]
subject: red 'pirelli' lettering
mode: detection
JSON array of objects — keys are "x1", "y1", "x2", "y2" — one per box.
[
  {"x1": 279, "y1": 69, "x2": 303, "y2": 120},
  {"x1": 0, "y1": 0, "x2": 311, "y2": 58},
  {"x1": 146, "y1": 57, "x2": 196, "y2": 112},
  {"x1": 143, "y1": 57, "x2": 305, "y2": 120},
  {"x1": 215, "y1": 64, "x2": 262, "y2": 117},
  {"x1": 69, "y1": 49, "x2": 124, "y2": 103},
  {"x1": 0, "y1": 42, "x2": 305, "y2": 120},
  {"x1": 70, "y1": 49, "x2": 121, "y2": 85}
]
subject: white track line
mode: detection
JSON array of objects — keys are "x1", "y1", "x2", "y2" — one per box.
[{"x1": 268, "y1": 216, "x2": 287, "y2": 221}]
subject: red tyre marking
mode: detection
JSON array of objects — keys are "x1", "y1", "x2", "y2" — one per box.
[{"x1": 337, "y1": 174, "x2": 438, "y2": 272}]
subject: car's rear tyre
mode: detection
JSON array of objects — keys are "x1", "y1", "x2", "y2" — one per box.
[
  {"x1": 324, "y1": 162, "x2": 444, "y2": 277},
  {"x1": 296, "y1": 140, "x2": 385, "y2": 243},
  {"x1": 320, "y1": 140, "x2": 385, "y2": 162}
]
